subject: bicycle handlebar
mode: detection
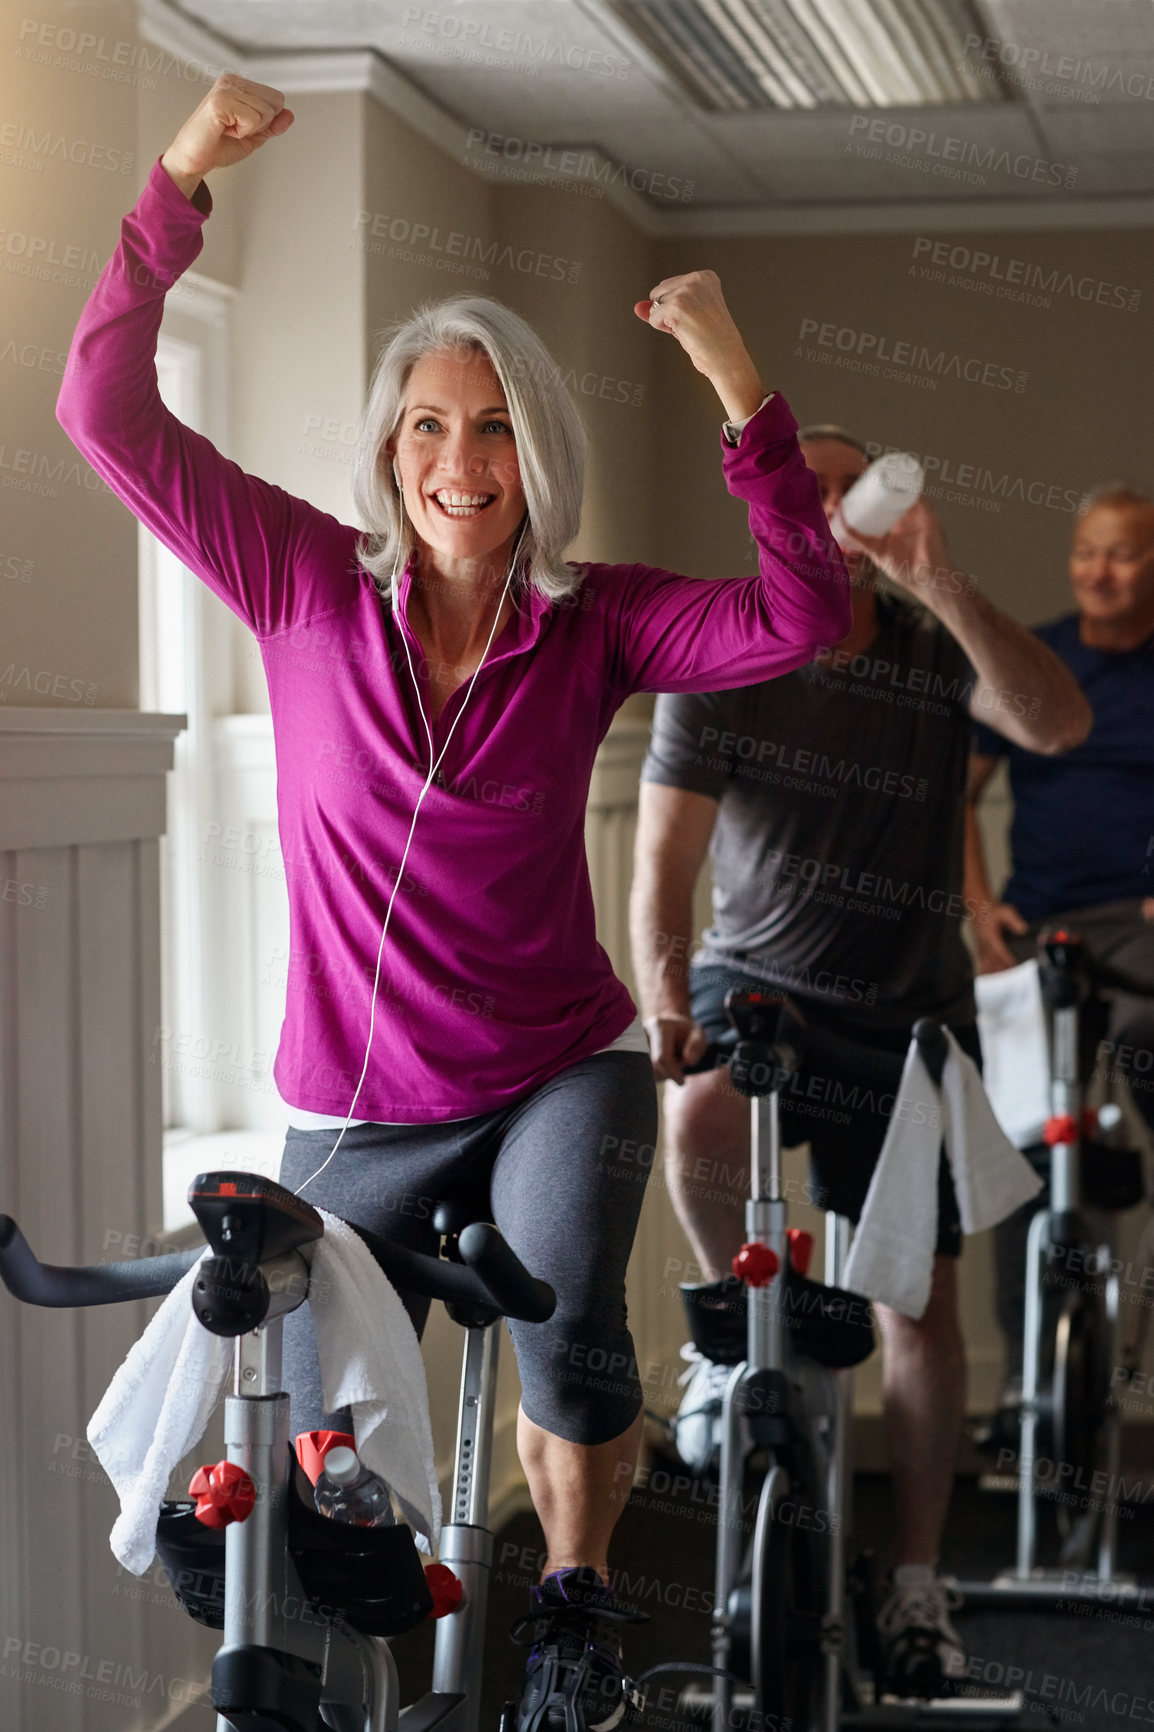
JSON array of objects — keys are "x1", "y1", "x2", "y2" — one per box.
[
  {"x1": 0, "y1": 1218, "x2": 201, "y2": 1306},
  {"x1": 350, "y1": 1221, "x2": 555, "y2": 1323},
  {"x1": 682, "y1": 1016, "x2": 950, "y2": 1088},
  {"x1": 0, "y1": 1212, "x2": 556, "y2": 1326}
]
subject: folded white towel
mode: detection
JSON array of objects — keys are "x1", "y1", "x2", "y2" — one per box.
[
  {"x1": 308, "y1": 1211, "x2": 441, "y2": 1550},
  {"x1": 842, "y1": 1029, "x2": 1042, "y2": 1319},
  {"x1": 88, "y1": 1252, "x2": 230, "y2": 1575},
  {"x1": 974, "y1": 959, "x2": 1051, "y2": 1148},
  {"x1": 89, "y1": 1208, "x2": 440, "y2": 1573}
]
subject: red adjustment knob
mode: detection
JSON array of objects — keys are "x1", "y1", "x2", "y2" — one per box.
[
  {"x1": 787, "y1": 1229, "x2": 814, "y2": 1277},
  {"x1": 189, "y1": 1460, "x2": 256, "y2": 1529},
  {"x1": 1044, "y1": 1114, "x2": 1079, "y2": 1147},
  {"x1": 424, "y1": 1563, "x2": 464, "y2": 1619},
  {"x1": 732, "y1": 1242, "x2": 780, "y2": 1287}
]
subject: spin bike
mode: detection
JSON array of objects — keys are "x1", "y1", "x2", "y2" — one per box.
[
  {"x1": 967, "y1": 931, "x2": 1154, "y2": 1606},
  {"x1": 675, "y1": 987, "x2": 1025, "y2": 1731},
  {"x1": 0, "y1": 1169, "x2": 555, "y2": 1732}
]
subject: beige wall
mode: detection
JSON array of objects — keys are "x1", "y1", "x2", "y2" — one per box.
[{"x1": 2, "y1": 17, "x2": 141, "y2": 709}]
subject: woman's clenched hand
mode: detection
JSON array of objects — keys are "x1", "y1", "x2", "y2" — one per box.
[
  {"x1": 161, "y1": 73, "x2": 294, "y2": 199},
  {"x1": 635, "y1": 270, "x2": 765, "y2": 423}
]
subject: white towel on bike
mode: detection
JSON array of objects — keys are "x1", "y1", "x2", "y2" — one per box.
[
  {"x1": 842, "y1": 1028, "x2": 1042, "y2": 1319},
  {"x1": 974, "y1": 959, "x2": 1051, "y2": 1147},
  {"x1": 307, "y1": 1210, "x2": 441, "y2": 1551},
  {"x1": 88, "y1": 1251, "x2": 231, "y2": 1574},
  {"x1": 89, "y1": 1210, "x2": 440, "y2": 1572}
]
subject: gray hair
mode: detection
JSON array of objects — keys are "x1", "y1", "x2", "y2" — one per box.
[
  {"x1": 1075, "y1": 481, "x2": 1154, "y2": 521},
  {"x1": 796, "y1": 422, "x2": 870, "y2": 458},
  {"x1": 351, "y1": 297, "x2": 587, "y2": 604}
]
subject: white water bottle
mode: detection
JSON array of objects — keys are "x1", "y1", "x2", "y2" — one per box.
[
  {"x1": 836, "y1": 452, "x2": 924, "y2": 537},
  {"x1": 314, "y1": 1446, "x2": 395, "y2": 1527}
]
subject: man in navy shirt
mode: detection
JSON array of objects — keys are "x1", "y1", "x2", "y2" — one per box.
[{"x1": 967, "y1": 485, "x2": 1154, "y2": 1383}]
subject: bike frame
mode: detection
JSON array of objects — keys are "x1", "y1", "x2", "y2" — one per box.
[
  {"x1": 700, "y1": 1014, "x2": 1026, "y2": 1730},
  {"x1": 212, "y1": 1284, "x2": 503, "y2": 1732},
  {"x1": 987, "y1": 940, "x2": 1131, "y2": 1605},
  {"x1": 710, "y1": 1082, "x2": 850, "y2": 1732}
]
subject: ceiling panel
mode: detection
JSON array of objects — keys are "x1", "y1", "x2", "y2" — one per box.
[
  {"x1": 159, "y1": 0, "x2": 1154, "y2": 214},
  {"x1": 975, "y1": 0, "x2": 1154, "y2": 104},
  {"x1": 702, "y1": 100, "x2": 1061, "y2": 201}
]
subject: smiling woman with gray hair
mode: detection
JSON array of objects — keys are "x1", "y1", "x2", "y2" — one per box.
[
  {"x1": 353, "y1": 298, "x2": 589, "y2": 604},
  {"x1": 56, "y1": 71, "x2": 850, "y2": 1727}
]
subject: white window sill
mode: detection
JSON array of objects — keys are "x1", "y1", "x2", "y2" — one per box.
[{"x1": 163, "y1": 1125, "x2": 287, "y2": 1233}]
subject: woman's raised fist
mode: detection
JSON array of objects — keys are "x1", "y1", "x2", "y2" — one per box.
[{"x1": 161, "y1": 73, "x2": 293, "y2": 197}]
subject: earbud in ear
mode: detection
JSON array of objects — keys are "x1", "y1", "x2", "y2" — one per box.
[{"x1": 392, "y1": 460, "x2": 403, "y2": 493}]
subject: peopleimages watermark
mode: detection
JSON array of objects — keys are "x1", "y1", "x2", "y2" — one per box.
[
  {"x1": 961, "y1": 32, "x2": 1154, "y2": 104},
  {"x1": 463, "y1": 128, "x2": 692, "y2": 203},
  {"x1": 0, "y1": 662, "x2": 97, "y2": 703},
  {"x1": 797, "y1": 317, "x2": 1026, "y2": 394},
  {"x1": 3, "y1": 877, "x2": 48, "y2": 909},
  {"x1": 909, "y1": 238, "x2": 1142, "y2": 314},
  {"x1": 945, "y1": 1648, "x2": 1154, "y2": 1724},
  {"x1": 1, "y1": 333, "x2": 69, "y2": 375},
  {"x1": 0, "y1": 441, "x2": 104, "y2": 500},
  {"x1": 762, "y1": 845, "x2": 987, "y2": 928},
  {"x1": 0, "y1": 119, "x2": 135, "y2": 175},
  {"x1": 351, "y1": 208, "x2": 581, "y2": 286},
  {"x1": 2, "y1": 548, "x2": 34, "y2": 582},
  {"x1": 863, "y1": 439, "x2": 1088, "y2": 518},
  {"x1": 846, "y1": 114, "x2": 1076, "y2": 190},
  {"x1": 695, "y1": 724, "x2": 930, "y2": 802},
  {"x1": 1, "y1": 1634, "x2": 200, "y2": 1711},
  {"x1": 400, "y1": 7, "x2": 631, "y2": 80},
  {"x1": 14, "y1": 17, "x2": 218, "y2": 90}
]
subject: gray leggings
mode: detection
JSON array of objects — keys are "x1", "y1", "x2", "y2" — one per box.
[{"x1": 278, "y1": 1049, "x2": 658, "y2": 1446}]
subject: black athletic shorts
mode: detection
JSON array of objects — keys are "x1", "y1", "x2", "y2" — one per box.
[{"x1": 688, "y1": 964, "x2": 983, "y2": 1259}]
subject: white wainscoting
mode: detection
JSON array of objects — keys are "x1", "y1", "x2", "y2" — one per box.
[{"x1": 0, "y1": 707, "x2": 220, "y2": 1732}]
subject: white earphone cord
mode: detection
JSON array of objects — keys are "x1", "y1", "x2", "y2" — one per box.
[{"x1": 293, "y1": 520, "x2": 528, "y2": 1197}]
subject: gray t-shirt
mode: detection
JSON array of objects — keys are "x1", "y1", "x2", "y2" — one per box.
[{"x1": 642, "y1": 593, "x2": 978, "y2": 1031}]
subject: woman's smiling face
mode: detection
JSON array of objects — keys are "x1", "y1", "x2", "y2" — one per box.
[{"x1": 391, "y1": 346, "x2": 527, "y2": 569}]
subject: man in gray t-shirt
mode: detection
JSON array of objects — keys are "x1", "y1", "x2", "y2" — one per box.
[
  {"x1": 630, "y1": 423, "x2": 1090, "y2": 1700},
  {"x1": 644, "y1": 587, "x2": 976, "y2": 1033}
]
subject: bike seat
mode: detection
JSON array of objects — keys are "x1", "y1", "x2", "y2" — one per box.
[{"x1": 189, "y1": 1172, "x2": 324, "y2": 1264}]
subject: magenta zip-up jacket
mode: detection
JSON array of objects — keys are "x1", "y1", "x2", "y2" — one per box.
[{"x1": 57, "y1": 161, "x2": 851, "y2": 1123}]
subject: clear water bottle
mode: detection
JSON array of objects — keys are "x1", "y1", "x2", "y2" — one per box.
[
  {"x1": 314, "y1": 1446, "x2": 395, "y2": 1527},
  {"x1": 835, "y1": 451, "x2": 925, "y2": 538}
]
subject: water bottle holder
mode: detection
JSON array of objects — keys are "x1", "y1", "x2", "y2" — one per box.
[{"x1": 155, "y1": 1451, "x2": 433, "y2": 1637}]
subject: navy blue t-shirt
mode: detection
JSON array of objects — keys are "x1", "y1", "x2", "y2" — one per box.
[{"x1": 973, "y1": 614, "x2": 1154, "y2": 921}]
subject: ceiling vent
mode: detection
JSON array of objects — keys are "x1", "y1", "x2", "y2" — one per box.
[{"x1": 613, "y1": 0, "x2": 1006, "y2": 109}]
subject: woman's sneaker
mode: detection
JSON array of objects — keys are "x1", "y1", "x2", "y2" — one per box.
[
  {"x1": 511, "y1": 1565, "x2": 647, "y2": 1732},
  {"x1": 876, "y1": 1564, "x2": 965, "y2": 1700}
]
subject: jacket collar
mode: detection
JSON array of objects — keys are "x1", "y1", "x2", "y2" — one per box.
[{"x1": 394, "y1": 556, "x2": 552, "y2": 664}]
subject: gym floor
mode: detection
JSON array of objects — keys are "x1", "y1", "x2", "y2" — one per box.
[{"x1": 388, "y1": 1464, "x2": 1154, "y2": 1732}]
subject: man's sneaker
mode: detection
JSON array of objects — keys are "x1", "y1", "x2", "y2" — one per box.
[
  {"x1": 876, "y1": 1564, "x2": 965, "y2": 1700},
  {"x1": 672, "y1": 1344, "x2": 732, "y2": 1475},
  {"x1": 511, "y1": 1565, "x2": 646, "y2": 1732}
]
